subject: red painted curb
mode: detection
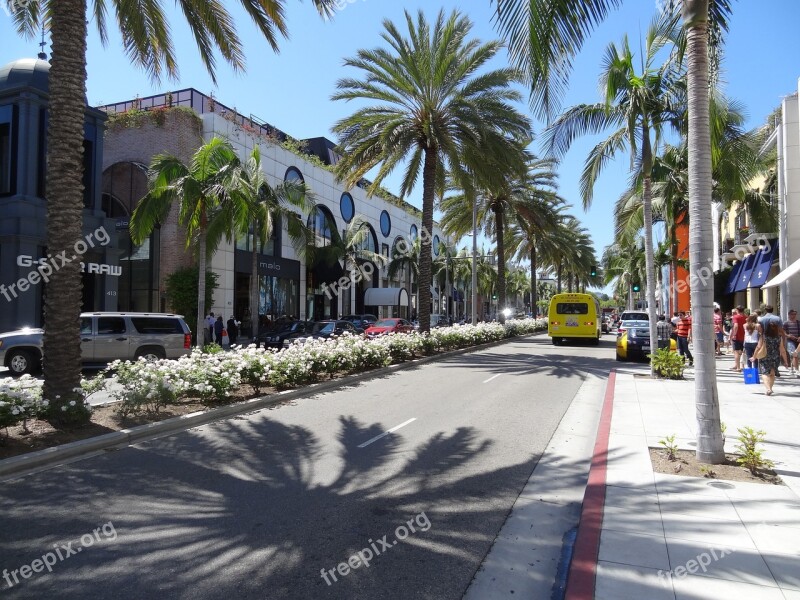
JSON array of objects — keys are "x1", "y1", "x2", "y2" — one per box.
[{"x1": 564, "y1": 370, "x2": 617, "y2": 600}]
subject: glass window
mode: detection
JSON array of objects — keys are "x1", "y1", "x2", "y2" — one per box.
[
  {"x1": 307, "y1": 205, "x2": 336, "y2": 247},
  {"x1": 380, "y1": 210, "x2": 391, "y2": 237},
  {"x1": 130, "y1": 317, "x2": 183, "y2": 334},
  {"x1": 433, "y1": 235, "x2": 441, "y2": 256},
  {"x1": 284, "y1": 166, "x2": 304, "y2": 183},
  {"x1": 82, "y1": 139, "x2": 94, "y2": 209},
  {"x1": 357, "y1": 223, "x2": 378, "y2": 254},
  {"x1": 555, "y1": 303, "x2": 589, "y2": 315},
  {"x1": 97, "y1": 317, "x2": 126, "y2": 334},
  {"x1": 80, "y1": 318, "x2": 93, "y2": 335},
  {"x1": 340, "y1": 192, "x2": 355, "y2": 223},
  {"x1": 410, "y1": 224, "x2": 418, "y2": 241},
  {"x1": 0, "y1": 105, "x2": 16, "y2": 196}
]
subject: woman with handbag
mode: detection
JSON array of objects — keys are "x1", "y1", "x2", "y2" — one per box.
[{"x1": 753, "y1": 318, "x2": 788, "y2": 396}]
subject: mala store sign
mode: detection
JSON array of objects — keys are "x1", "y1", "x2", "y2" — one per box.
[{"x1": 17, "y1": 255, "x2": 122, "y2": 276}]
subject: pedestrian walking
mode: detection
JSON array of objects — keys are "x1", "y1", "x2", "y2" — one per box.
[
  {"x1": 754, "y1": 305, "x2": 788, "y2": 396},
  {"x1": 227, "y1": 316, "x2": 239, "y2": 346},
  {"x1": 744, "y1": 314, "x2": 760, "y2": 371},
  {"x1": 656, "y1": 314, "x2": 672, "y2": 350},
  {"x1": 214, "y1": 315, "x2": 224, "y2": 345},
  {"x1": 783, "y1": 309, "x2": 800, "y2": 376},
  {"x1": 675, "y1": 311, "x2": 693, "y2": 366},
  {"x1": 730, "y1": 306, "x2": 746, "y2": 371},
  {"x1": 205, "y1": 312, "x2": 215, "y2": 345}
]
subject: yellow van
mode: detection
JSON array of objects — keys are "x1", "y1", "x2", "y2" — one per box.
[{"x1": 548, "y1": 293, "x2": 601, "y2": 345}]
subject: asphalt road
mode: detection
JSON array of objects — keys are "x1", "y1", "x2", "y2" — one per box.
[{"x1": 0, "y1": 333, "x2": 618, "y2": 599}]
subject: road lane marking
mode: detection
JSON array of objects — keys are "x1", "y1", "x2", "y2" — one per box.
[
  {"x1": 358, "y1": 418, "x2": 417, "y2": 448},
  {"x1": 483, "y1": 374, "x2": 502, "y2": 384}
]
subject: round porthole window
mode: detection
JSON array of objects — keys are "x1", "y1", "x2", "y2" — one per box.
[
  {"x1": 410, "y1": 224, "x2": 418, "y2": 241},
  {"x1": 380, "y1": 210, "x2": 391, "y2": 237},
  {"x1": 433, "y1": 235, "x2": 441, "y2": 255},
  {"x1": 340, "y1": 193, "x2": 355, "y2": 223},
  {"x1": 284, "y1": 166, "x2": 304, "y2": 183}
]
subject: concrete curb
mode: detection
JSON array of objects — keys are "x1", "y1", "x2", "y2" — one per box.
[
  {"x1": 1, "y1": 330, "x2": 545, "y2": 478},
  {"x1": 564, "y1": 369, "x2": 616, "y2": 600}
]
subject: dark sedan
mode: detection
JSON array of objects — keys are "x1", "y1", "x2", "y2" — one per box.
[
  {"x1": 257, "y1": 321, "x2": 315, "y2": 349},
  {"x1": 282, "y1": 320, "x2": 364, "y2": 348}
]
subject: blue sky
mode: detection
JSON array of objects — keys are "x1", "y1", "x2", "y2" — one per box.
[{"x1": 2, "y1": 0, "x2": 799, "y2": 291}]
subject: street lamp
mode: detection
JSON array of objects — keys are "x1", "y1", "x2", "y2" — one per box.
[{"x1": 472, "y1": 196, "x2": 477, "y2": 325}]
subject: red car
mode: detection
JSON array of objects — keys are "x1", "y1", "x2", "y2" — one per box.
[{"x1": 364, "y1": 318, "x2": 414, "y2": 338}]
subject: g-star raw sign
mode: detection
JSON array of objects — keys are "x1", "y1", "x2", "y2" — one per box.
[{"x1": 17, "y1": 255, "x2": 122, "y2": 276}]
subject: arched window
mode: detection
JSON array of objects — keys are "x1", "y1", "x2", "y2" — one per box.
[
  {"x1": 358, "y1": 223, "x2": 379, "y2": 255},
  {"x1": 410, "y1": 224, "x2": 418, "y2": 241},
  {"x1": 433, "y1": 234, "x2": 441, "y2": 256},
  {"x1": 307, "y1": 204, "x2": 336, "y2": 247},
  {"x1": 284, "y1": 166, "x2": 304, "y2": 183}
]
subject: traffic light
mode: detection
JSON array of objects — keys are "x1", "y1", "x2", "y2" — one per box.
[{"x1": 590, "y1": 265, "x2": 597, "y2": 277}]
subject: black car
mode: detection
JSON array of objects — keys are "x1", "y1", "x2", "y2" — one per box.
[
  {"x1": 341, "y1": 314, "x2": 378, "y2": 330},
  {"x1": 282, "y1": 320, "x2": 364, "y2": 348},
  {"x1": 257, "y1": 320, "x2": 314, "y2": 349}
]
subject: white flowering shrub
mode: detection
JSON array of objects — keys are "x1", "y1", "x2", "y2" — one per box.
[
  {"x1": 109, "y1": 358, "x2": 188, "y2": 417},
  {"x1": 0, "y1": 375, "x2": 43, "y2": 431},
  {"x1": 236, "y1": 346, "x2": 274, "y2": 394}
]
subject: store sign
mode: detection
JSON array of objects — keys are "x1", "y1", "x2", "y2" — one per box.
[{"x1": 17, "y1": 255, "x2": 122, "y2": 276}]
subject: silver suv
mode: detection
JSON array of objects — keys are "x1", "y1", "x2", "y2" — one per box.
[{"x1": 0, "y1": 312, "x2": 192, "y2": 376}]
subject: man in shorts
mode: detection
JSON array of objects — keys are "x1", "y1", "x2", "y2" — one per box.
[{"x1": 730, "y1": 306, "x2": 746, "y2": 371}]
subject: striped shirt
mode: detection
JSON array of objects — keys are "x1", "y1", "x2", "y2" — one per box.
[{"x1": 676, "y1": 317, "x2": 691, "y2": 338}]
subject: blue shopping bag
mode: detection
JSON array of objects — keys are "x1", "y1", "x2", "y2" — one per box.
[{"x1": 743, "y1": 367, "x2": 760, "y2": 385}]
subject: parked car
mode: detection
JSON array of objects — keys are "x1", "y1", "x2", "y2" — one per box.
[
  {"x1": 364, "y1": 318, "x2": 414, "y2": 338},
  {"x1": 341, "y1": 314, "x2": 378, "y2": 330},
  {"x1": 0, "y1": 312, "x2": 192, "y2": 376},
  {"x1": 282, "y1": 320, "x2": 364, "y2": 348},
  {"x1": 615, "y1": 320, "x2": 677, "y2": 361},
  {"x1": 257, "y1": 320, "x2": 314, "y2": 349}
]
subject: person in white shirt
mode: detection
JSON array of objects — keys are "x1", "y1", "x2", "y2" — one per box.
[{"x1": 744, "y1": 314, "x2": 760, "y2": 369}]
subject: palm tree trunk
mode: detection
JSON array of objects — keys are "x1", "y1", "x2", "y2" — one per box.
[
  {"x1": 251, "y1": 225, "x2": 259, "y2": 340},
  {"x1": 530, "y1": 245, "x2": 537, "y2": 316},
  {"x1": 196, "y1": 226, "x2": 208, "y2": 348},
  {"x1": 42, "y1": 0, "x2": 89, "y2": 426},
  {"x1": 671, "y1": 223, "x2": 680, "y2": 314},
  {"x1": 495, "y1": 207, "x2": 506, "y2": 324},
  {"x1": 557, "y1": 263, "x2": 562, "y2": 294},
  {"x1": 418, "y1": 148, "x2": 436, "y2": 332},
  {"x1": 643, "y1": 174, "x2": 659, "y2": 377},
  {"x1": 684, "y1": 0, "x2": 724, "y2": 463}
]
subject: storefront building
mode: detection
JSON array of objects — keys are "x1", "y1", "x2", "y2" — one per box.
[{"x1": 0, "y1": 57, "x2": 120, "y2": 333}]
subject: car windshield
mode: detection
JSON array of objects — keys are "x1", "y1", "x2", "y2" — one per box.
[
  {"x1": 374, "y1": 319, "x2": 397, "y2": 327},
  {"x1": 314, "y1": 322, "x2": 336, "y2": 334}
]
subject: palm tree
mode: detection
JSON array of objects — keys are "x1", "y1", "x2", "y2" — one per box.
[
  {"x1": 491, "y1": 0, "x2": 732, "y2": 464},
  {"x1": 543, "y1": 17, "x2": 680, "y2": 376},
  {"x1": 332, "y1": 9, "x2": 530, "y2": 332},
  {"x1": 9, "y1": 0, "x2": 336, "y2": 421},
  {"x1": 219, "y1": 147, "x2": 314, "y2": 340},
  {"x1": 131, "y1": 138, "x2": 240, "y2": 347},
  {"x1": 314, "y1": 217, "x2": 385, "y2": 316}
]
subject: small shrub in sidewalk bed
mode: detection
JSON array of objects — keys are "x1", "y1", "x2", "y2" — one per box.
[
  {"x1": 648, "y1": 347, "x2": 685, "y2": 379},
  {"x1": 735, "y1": 427, "x2": 775, "y2": 475}
]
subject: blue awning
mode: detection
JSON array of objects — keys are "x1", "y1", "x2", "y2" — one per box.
[
  {"x1": 733, "y1": 252, "x2": 758, "y2": 292},
  {"x1": 725, "y1": 259, "x2": 745, "y2": 295},
  {"x1": 746, "y1": 242, "x2": 778, "y2": 288}
]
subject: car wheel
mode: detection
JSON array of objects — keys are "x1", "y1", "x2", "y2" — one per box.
[
  {"x1": 615, "y1": 352, "x2": 625, "y2": 362},
  {"x1": 135, "y1": 347, "x2": 166, "y2": 361},
  {"x1": 591, "y1": 336, "x2": 600, "y2": 346},
  {"x1": 552, "y1": 338, "x2": 560, "y2": 346},
  {"x1": 6, "y1": 349, "x2": 38, "y2": 376}
]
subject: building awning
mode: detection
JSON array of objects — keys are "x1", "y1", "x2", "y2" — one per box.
[
  {"x1": 724, "y1": 260, "x2": 745, "y2": 295},
  {"x1": 733, "y1": 252, "x2": 758, "y2": 293},
  {"x1": 364, "y1": 287, "x2": 410, "y2": 306},
  {"x1": 746, "y1": 242, "x2": 778, "y2": 288},
  {"x1": 763, "y1": 255, "x2": 800, "y2": 289}
]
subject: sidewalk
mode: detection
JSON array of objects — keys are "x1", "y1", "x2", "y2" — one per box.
[{"x1": 570, "y1": 354, "x2": 800, "y2": 600}]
